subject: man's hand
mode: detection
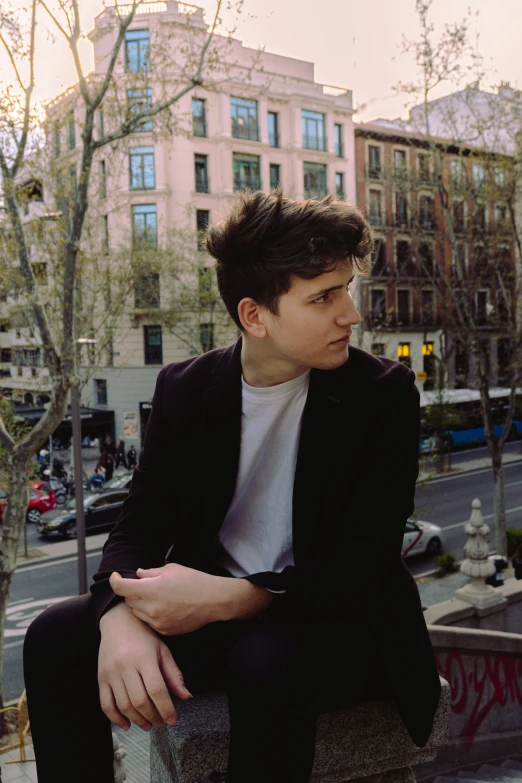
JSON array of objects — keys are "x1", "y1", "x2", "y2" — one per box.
[
  {"x1": 98, "y1": 602, "x2": 192, "y2": 732},
  {"x1": 109, "y1": 564, "x2": 225, "y2": 636}
]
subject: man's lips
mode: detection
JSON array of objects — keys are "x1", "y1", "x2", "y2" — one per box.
[{"x1": 332, "y1": 333, "x2": 351, "y2": 344}]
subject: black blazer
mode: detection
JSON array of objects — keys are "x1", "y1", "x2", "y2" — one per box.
[{"x1": 91, "y1": 338, "x2": 441, "y2": 747}]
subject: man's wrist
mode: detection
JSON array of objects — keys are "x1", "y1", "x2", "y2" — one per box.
[{"x1": 214, "y1": 576, "x2": 276, "y2": 622}]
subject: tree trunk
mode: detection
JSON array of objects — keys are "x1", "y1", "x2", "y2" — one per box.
[
  {"x1": 491, "y1": 451, "x2": 508, "y2": 557},
  {"x1": 0, "y1": 451, "x2": 31, "y2": 733}
]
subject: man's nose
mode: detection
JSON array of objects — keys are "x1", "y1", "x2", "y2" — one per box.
[{"x1": 337, "y1": 291, "x2": 361, "y2": 326}]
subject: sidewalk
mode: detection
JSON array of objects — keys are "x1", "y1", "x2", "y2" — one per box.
[{"x1": 418, "y1": 449, "x2": 522, "y2": 483}]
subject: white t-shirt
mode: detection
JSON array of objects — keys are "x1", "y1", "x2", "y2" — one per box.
[{"x1": 215, "y1": 369, "x2": 311, "y2": 588}]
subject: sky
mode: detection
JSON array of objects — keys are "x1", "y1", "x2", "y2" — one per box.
[{"x1": 3, "y1": 0, "x2": 522, "y2": 122}]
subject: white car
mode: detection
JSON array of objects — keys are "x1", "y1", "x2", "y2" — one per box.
[{"x1": 402, "y1": 519, "x2": 444, "y2": 558}]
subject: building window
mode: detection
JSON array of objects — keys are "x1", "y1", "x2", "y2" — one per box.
[
  {"x1": 132, "y1": 204, "x2": 157, "y2": 248},
  {"x1": 395, "y1": 193, "x2": 408, "y2": 227},
  {"x1": 397, "y1": 290, "x2": 411, "y2": 325},
  {"x1": 421, "y1": 289, "x2": 435, "y2": 323},
  {"x1": 396, "y1": 240, "x2": 413, "y2": 276},
  {"x1": 397, "y1": 342, "x2": 411, "y2": 368},
  {"x1": 192, "y1": 98, "x2": 207, "y2": 137},
  {"x1": 69, "y1": 165, "x2": 77, "y2": 199},
  {"x1": 231, "y1": 97, "x2": 258, "y2": 141},
  {"x1": 368, "y1": 145, "x2": 381, "y2": 178},
  {"x1": 0, "y1": 348, "x2": 11, "y2": 362},
  {"x1": 472, "y1": 161, "x2": 486, "y2": 190},
  {"x1": 195, "y1": 154, "x2": 209, "y2": 193},
  {"x1": 302, "y1": 109, "x2": 326, "y2": 151},
  {"x1": 394, "y1": 149, "x2": 407, "y2": 175},
  {"x1": 127, "y1": 88, "x2": 153, "y2": 132},
  {"x1": 476, "y1": 290, "x2": 488, "y2": 326},
  {"x1": 270, "y1": 163, "x2": 281, "y2": 191},
  {"x1": 99, "y1": 161, "x2": 107, "y2": 199},
  {"x1": 54, "y1": 123, "x2": 61, "y2": 159},
  {"x1": 130, "y1": 146, "x2": 155, "y2": 190},
  {"x1": 371, "y1": 238, "x2": 388, "y2": 276},
  {"x1": 453, "y1": 200, "x2": 466, "y2": 233},
  {"x1": 473, "y1": 202, "x2": 487, "y2": 232},
  {"x1": 450, "y1": 158, "x2": 466, "y2": 188},
  {"x1": 335, "y1": 172, "x2": 345, "y2": 200},
  {"x1": 419, "y1": 195, "x2": 434, "y2": 230},
  {"x1": 417, "y1": 153, "x2": 430, "y2": 183},
  {"x1": 334, "y1": 123, "x2": 343, "y2": 158},
  {"x1": 371, "y1": 289, "x2": 386, "y2": 326},
  {"x1": 135, "y1": 272, "x2": 160, "y2": 309},
  {"x1": 144, "y1": 325, "x2": 163, "y2": 365},
  {"x1": 303, "y1": 162, "x2": 327, "y2": 199},
  {"x1": 494, "y1": 203, "x2": 508, "y2": 232},
  {"x1": 418, "y1": 243, "x2": 434, "y2": 276},
  {"x1": 95, "y1": 379, "x2": 108, "y2": 406},
  {"x1": 497, "y1": 338, "x2": 511, "y2": 386},
  {"x1": 125, "y1": 29, "x2": 150, "y2": 73},
  {"x1": 102, "y1": 214, "x2": 109, "y2": 252},
  {"x1": 368, "y1": 189, "x2": 382, "y2": 225},
  {"x1": 233, "y1": 153, "x2": 261, "y2": 191},
  {"x1": 196, "y1": 209, "x2": 209, "y2": 250},
  {"x1": 68, "y1": 113, "x2": 75, "y2": 150},
  {"x1": 268, "y1": 111, "x2": 279, "y2": 147},
  {"x1": 455, "y1": 342, "x2": 468, "y2": 388},
  {"x1": 423, "y1": 342, "x2": 436, "y2": 390},
  {"x1": 200, "y1": 323, "x2": 214, "y2": 353},
  {"x1": 371, "y1": 343, "x2": 385, "y2": 356},
  {"x1": 452, "y1": 242, "x2": 468, "y2": 274}
]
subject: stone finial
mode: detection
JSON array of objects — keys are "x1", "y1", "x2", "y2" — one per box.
[
  {"x1": 455, "y1": 498, "x2": 507, "y2": 609},
  {"x1": 113, "y1": 732, "x2": 127, "y2": 783}
]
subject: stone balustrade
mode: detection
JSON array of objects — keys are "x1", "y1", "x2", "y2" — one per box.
[{"x1": 150, "y1": 677, "x2": 450, "y2": 783}]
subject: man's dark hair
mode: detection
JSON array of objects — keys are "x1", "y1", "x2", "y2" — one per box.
[{"x1": 206, "y1": 190, "x2": 373, "y2": 330}]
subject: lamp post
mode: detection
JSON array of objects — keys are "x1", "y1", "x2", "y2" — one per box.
[{"x1": 72, "y1": 337, "x2": 97, "y2": 595}]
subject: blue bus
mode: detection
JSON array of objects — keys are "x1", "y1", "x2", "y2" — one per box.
[{"x1": 419, "y1": 388, "x2": 522, "y2": 452}]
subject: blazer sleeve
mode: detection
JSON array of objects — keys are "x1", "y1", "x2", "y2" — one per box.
[
  {"x1": 242, "y1": 370, "x2": 420, "y2": 616},
  {"x1": 90, "y1": 367, "x2": 175, "y2": 626}
]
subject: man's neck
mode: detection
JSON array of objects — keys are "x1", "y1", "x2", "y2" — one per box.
[{"x1": 240, "y1": 339, "x2": 309, "y2": 388}]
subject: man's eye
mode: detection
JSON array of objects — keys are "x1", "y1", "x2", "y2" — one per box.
[{"x1": 314, "y1": 294, "x2": 329, "y2": 304}]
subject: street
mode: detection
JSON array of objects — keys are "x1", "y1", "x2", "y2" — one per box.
[{"x1": 2, "y1": 446, "x2": 522, "y2": 701}]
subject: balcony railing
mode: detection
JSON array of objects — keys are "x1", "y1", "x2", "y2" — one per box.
[
  {"x1": 366, "y1": 163, "x2": 383, "y2": 181},
  {"x1": 365, "y1": 312, "x2": 442, "y2": 330}
]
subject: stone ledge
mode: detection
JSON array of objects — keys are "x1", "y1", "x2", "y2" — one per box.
[{"x1": 150, "y1": 677, "x2": 450, "y2": 783}]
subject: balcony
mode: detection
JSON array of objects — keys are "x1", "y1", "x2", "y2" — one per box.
[
  {"x1": 364, "y1": 312, "x2": 442, "y2": 331},
  {"x1": 393, "y1": 215, "x2": 411, "y2": 230},
  {"x1": 368, "y1": 212, "x2": 384, "y2": 228},
  {"x1": 366, "y1": 163, "x2": 383, "y2": 181}
]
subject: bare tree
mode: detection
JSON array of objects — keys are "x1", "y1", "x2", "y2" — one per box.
[
  {"x1": 0, "y1": 0, "x2": 240, "y2": 721},
  {"x1": 395, "y1": 0, "x2": 522, "y2": 556}
]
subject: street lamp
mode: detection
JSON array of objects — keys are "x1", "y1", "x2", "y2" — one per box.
[{"x1": 72, "y1": 337, "x2": 97, "y2": 595}]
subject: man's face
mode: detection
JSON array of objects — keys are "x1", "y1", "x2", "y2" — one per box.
[{"x1": 259, "y1": 262, "x2": 361, "y2": 371}]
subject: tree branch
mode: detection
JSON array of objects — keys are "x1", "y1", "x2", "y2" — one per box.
[{"x1": 0, "y1": 417, "x2": 15, "y2": 454}]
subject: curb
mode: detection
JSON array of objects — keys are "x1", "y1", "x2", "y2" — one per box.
[{"x1": 419, "y1": 454, "x2": 522, "y2": 484}]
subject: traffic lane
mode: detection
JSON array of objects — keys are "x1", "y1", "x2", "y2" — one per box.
[
  {"x1": 448, "y1": 440, "x2": 521, "y2": 466},
  {"x1": 4, "y1": 552, "x2": 104, "y2": 701},
  {"x1": 415, "y1": 462, "x2": 522, "y2": 528}
]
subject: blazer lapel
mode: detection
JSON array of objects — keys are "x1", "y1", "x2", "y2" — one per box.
[
  {"x1": 198, "y1": 338, "x2": 243, "y2": 553},
  {"x1": 292, "y1": 356, "x2": 372, "y2": 562}
]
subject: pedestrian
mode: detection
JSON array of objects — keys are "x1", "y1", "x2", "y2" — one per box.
[
  {"x1": 97, "y1": 450, "x2": 114, "y2": 482},
  {"x1": 103, "y1": 436, "x2": 117, "y2": 460},
  {"x1": 115, "y1": 436, "x2": 127, "y2": 469},
  {"x1": 512, "y1": 544, "x2": 522, "y2": 580},
  {"x1": 24, "y1": 191, "x2": 441, "y2": 783},
  {"x1": 126, "y1": 444, "x2": 137, "y2": 470}
]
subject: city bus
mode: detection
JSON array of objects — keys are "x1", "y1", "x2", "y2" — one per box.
[{"x1": 419, "y1": 388, "x2": 522, "y2": 452}]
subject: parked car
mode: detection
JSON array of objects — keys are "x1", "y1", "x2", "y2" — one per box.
[
  {"x1": 0, "y1": 484, "x2": 58, "y2": 525},
  {"x1": 402, "y1": 519, "x2": 444, "y2": 558},
  {"x1": 36, "y1": 488, "x2": 129, "y2": 538}
]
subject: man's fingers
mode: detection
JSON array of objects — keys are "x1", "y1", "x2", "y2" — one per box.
[
  {"x1": 137, "y1": 567, "x2": 164, "y2": 578},
  {"x1": 98, "y1": 681, "x2": 130, "y2": 730},
  {"x1": 140, "y1": 662, "x2": 179, "y2": 726},
  {"x1": 111, "y1": 676, "x2": 155, "y2": 732},
  {"x1": 124, "y1": 670, "x2": 165, "y2": 729},
  {"x1": 129, "y1": 606, "x2": 157, "y2": 628},
  {"x1": 159, "y1": 645, "x2": 193, "y2": 701},
  {"x1": 110, "y1": 572, "x2": 149, "y2": 598}
]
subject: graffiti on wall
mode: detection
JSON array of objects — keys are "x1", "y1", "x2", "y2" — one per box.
[{"x1": 435, "y1": 650, "x2": 522, "y2": 740}]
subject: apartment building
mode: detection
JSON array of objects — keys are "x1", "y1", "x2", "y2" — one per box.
[
  {"x1": 1, "y1": 0, "x2": 356, "y2": 444},
  {"x1": 354, "y1": 119, "x2": 516, "y2": 391}
]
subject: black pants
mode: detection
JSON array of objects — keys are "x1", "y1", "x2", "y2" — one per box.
[{"x1": 24, "y1": 593, "x2": 390, "y2": 783}]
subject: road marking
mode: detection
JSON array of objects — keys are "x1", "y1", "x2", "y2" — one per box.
[
  {"x1": 14, "y1": 550, "x2": 103, "y2": 573},
  {"x1": 8, "y1": 597, "x2": 35, "y2": 607},
  {"x1": 5, "y1": 596, "x2": 75, "y2": 637},
  {"x1": 505, "y1": 481, "x2": 522, "y2": 488},
  {"x1": 442, "y1": 504, "x2": 522, "y2": 532},
  {"x1": 423, "y1": 461, "x2": 522, "y2": 486},
  {"x1": 5, "y1": 640, "x2": 25, "y2": 650}
]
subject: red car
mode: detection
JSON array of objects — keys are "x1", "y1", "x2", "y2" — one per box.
[{"x1": 0, "y1": 482, "x2": 58, "y2": 525}]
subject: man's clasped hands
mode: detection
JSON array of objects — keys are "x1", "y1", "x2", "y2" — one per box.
[{"x1": 98, "y1": 563, "x2": 232, "y2": 733}]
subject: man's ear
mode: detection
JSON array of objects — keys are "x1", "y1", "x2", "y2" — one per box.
[{"x1": 237, "y1": 297, "x2": 267, "y2": 338}]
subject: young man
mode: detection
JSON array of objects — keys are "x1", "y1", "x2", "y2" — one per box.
[{"x1": 24, "y1": 191, "x2": 441, "y2": 783}]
